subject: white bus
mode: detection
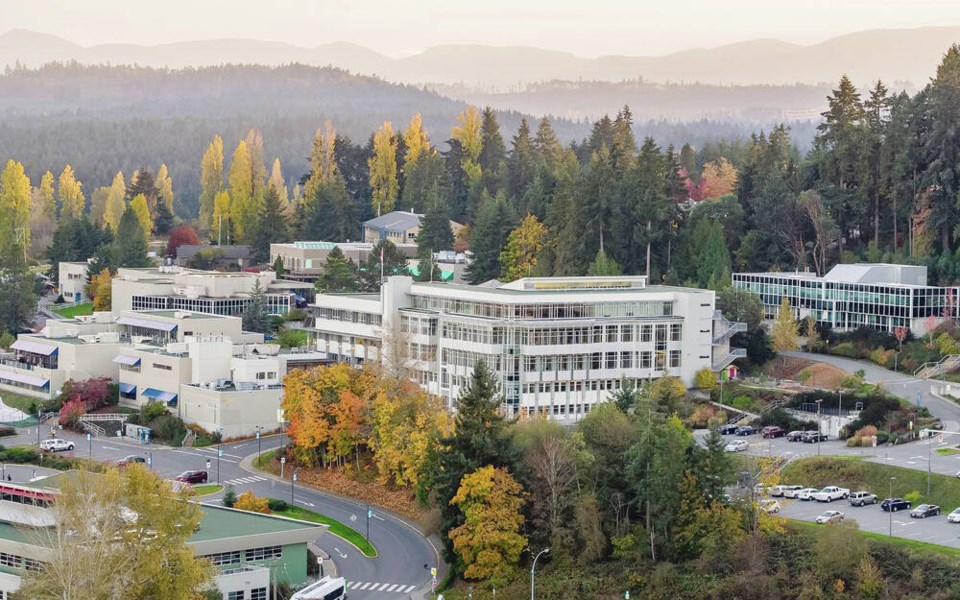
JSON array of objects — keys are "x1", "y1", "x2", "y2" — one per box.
[{"x1": 290, "y1": 576, "x2": 347, "y2": 600}]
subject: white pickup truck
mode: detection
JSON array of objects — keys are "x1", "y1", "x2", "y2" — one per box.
[{"x1": 812, "y1": 486, "x2": 850, "y2": 502}]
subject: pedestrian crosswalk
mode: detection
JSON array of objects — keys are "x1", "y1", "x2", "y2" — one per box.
[
  {"x1": 222, "y1": 475, "x2": 268, "y2": 486},
  {"x1": 347, "y1": 582, "x2": 417, "y2": 594}
]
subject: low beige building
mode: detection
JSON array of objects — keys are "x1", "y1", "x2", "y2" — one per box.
[
  {"x1": 57, "y1": 261, "x2": 90, "y2": 303},
  {"x1": 270, "y1": 241, "x2": 418, "y2": 280}
]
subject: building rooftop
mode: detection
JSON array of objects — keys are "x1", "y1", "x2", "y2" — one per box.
[
  {"x1": 175, "y1": 245, "x2": 251, "y2": 260},
  {"x1": 363, "y1": 210, "x2": 423, "y2": 232},
  {"x1": 737, "y1": 263, "x2": 931, "y2": 288},
  {"x1": 191, "y1": 504, "x2": 323, "y2": 542},
  {"x1": 135, "y1": 310, "x2": 232, "y2": 320}
]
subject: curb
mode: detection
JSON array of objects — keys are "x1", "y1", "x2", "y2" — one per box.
[{"x1": 240, "y1": 450, "x2": 445, "y2": 576}]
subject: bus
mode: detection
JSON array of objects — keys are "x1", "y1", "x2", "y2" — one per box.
[{"x1": 290, "y1": 576, "x2": 347, "y2": 600}]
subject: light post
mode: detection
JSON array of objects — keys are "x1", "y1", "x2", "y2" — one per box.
[
  {"x1": 291, "y1": 468, "x2": 298, "y2": 504},
  {"x1": 889, "y1": 476, "x2": 896, "y2": 537},
  {"x1": 256, "y1": 426, "x2": 261, "y2": 463},
  {"x1": 217, "y1": 426, "x2": 223, "y2": 485},
  {"x1": 927, "y1": 432, "x2": 932, "y2": 496},
  {"x1": 530, "y1": 547, "x2": 549, "y2": 600},
  {"x1": 147, "y1": 451, "x2": 152, "y2": 470},
  {"x1": 366, "y1": 505, "x2": 371, "y2": 544},
  {"x1": 87, "y1": 432, "x2": 92, "y2": 459},
  {"x1": 36, "y1": 406, "x2": 41, "y2": 446},
  {"x1": 815, "y1": 399, "x2": 823, "y2": 456}
]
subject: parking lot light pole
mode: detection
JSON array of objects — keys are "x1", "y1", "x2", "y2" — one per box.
[
  {"x1": 256, "y1": 426, "x2": 261, "y2": 462},
  {"x1": 217, "y1": 426, "x2": 223, "y2": 485},
  {"x1": 889, "y1": 477, "x2": 896, "y2": 537},
  {"x1": 291, "y1": 469, "x2": 298, "y2": 504}
]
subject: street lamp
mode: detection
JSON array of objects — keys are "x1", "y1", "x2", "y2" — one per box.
[
  {"x1": 530, "y1": 548, "x2": 549, "y2": 600},
  {"x1": 217, "y1": 426, "x2": 223, "y2": 485},
  {"x1": 256, "y1": 426, "x2": 262, "y2": 462},
  {"x1": 815, "y1": 399, "x2": 823, "y2": 456},
  {"x1": 889, "y1": 476, "x2": 896, "y2": 537},
  {"x1": 927, "y1": 432, "x2": 932, "y2": 496},
  {"x1": 291, "y1": 468, "x2": 298, "y2": 503}
]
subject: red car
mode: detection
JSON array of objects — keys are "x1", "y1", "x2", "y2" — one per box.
[
  {"x1": 761, "y1": 426, "x2": 786, "y2": 439},
  {"x1": 175, "y1": 470, "x2": 208, "y2": 484}
]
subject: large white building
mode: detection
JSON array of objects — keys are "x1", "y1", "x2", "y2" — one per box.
[
  {"x1": 111, "y1": 266, "x2": 312, "y2": 317},
  {"x1": 310, "y1": 276, "x2": 744, "y2": 418},
  {"x1": 733, "y1": 263, "x2": 958, "y2": 335}
]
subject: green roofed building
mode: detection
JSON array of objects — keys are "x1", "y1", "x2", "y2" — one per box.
[{"x1": 0, "y1": 472, "x2": 325, "y2": 599}]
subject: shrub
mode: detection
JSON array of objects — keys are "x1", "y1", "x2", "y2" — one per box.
[
  {"x1": 688, "y1": 404, "x2": 717, "y2": 428},
  {"x1": 855, "y1": 425, "x2": 879, "y2": 439},
  {"x1": 695, "y1": 368, "x2": 718, "y2": 391},
  {"x1": 869, "y1": 348, "x2": 896, "y2": 368},
  {"x1": 731, "y1": 396, "x2": 757, "y2": 413},
  {"x1": 829, "y1": 342, "x2": 862, "y2": 359},
  {"x1": 222, "y1": 485, "x2": 237, "y2": 508},
  {"x1": 141, "y1": 402, "x2": 168, "y2": 423},
  {"x1": 149, "y1": 415, "x2": 187, "y2": 445},
  {"x1": 266, "y1": 498, "x2": 289, "y2": 512},
  {"x1": 904, "y1": 491, "x2": 921, "y2": 506},
  {"x1": 0, "y1": 427, "x2": 16, "y2": 438},
  {"x1": 58, "y1": 398, "x2": 86, "y2": 430},
  {"x1": 234, "y1": 491, "x2": 272, "y2": 514},
  {"x1": 0, "y1": 447, "x2": 39, "y2": 463}
]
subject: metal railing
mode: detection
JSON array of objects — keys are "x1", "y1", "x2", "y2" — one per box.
[
  {"x1": 712, "y1": 311, "x2": 747, "y2": 344},
  {"x1": 914, "y1": 354, "x2": 960, "y2": 379},
  {"x1": 80, "y1": 420, "x2": 105, "y2": 437},
  {"x1": 79, "y1": 413, "x2": 131, "y2": 423},
  {"x1": 712, "y1": 348, "x2": 747, "y2": 371}
]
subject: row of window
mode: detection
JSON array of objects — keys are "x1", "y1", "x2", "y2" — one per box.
[
  {"x1": 203, "y1": 545, "x2": 283, "y2": 567},
  {"x1": 227, "y1": 589, "x2": 267, "y2": 600},
  {"x1": 0, "y1": 551, "x2": 41, "y2": 571},
  {"x1": 410, "y1": 296, "x2": 675, "y2": 320},
  {"x1": 130, "y1": 295, "x2": 292, "y2": 316},
  {"x1": 521, "y1": 350, "x2": 681, "y2": 373},
  {"x1": 437, "y1": 322, "x2": 682, "y2": 346},
  {"x1": 315, "y1": 307, "x2": 382, "y2": 327}
]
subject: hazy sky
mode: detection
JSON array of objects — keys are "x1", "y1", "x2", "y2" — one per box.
[{"x1": 4, "y1": 0, "x2": 960, "y2": 57}]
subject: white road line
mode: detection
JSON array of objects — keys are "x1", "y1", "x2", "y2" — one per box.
[
  {"x1": 372, "y1": 513, "x2": 385, "y2": 521},
  {"x1": 377, "y1": 583, "x2": 391, "y2": 591},
  {"x1": 400, "y1": 585, "x2": 416, "y2": 593},
  {"x1": 386, "y1": 584, "x2": 399, "y2": 592},
  {"x1": 100, "y1": 445, "x2": 121, "y2": 451},
  {"x1": 361, "y1": 583, "x2": 373, "y2": 590}
]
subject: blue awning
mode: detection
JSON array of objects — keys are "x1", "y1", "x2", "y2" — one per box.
[
  {"x1": 141, "y1": 388, "x2": 178, "y2": 404},
  {"x1": 112, "y1": 355, "x2": 141, "y2": 366},
  {"x1": 118, "y1": 382, "x2": 136, "y2": 394}
]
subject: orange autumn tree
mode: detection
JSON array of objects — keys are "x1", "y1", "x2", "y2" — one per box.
[
  {"x1": 282, "y1": 362, "x2": 377, "y2": 468},
  {"x1": 699, "y1": 157, "x2": 738, "y2": 200}
]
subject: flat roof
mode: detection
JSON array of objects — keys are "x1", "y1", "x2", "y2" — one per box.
[
  {"x1": 136, "y1": 310, "x2": 231, "y2": 319},
  {"x1": 191, "y1": 504, "x2": 323, "y2": 542}
]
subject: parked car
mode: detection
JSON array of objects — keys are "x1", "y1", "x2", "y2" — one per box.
[
  {"x1": 948, "y1": 507, "x2": 960, "y2": 523},
  {"x1": 117, "y1": 455, "x2": 146, "y2": 467},
  {"x1": 786, "y1": 431, "x2": 805, "y2": 442},
  {"x1": 881, "y1": 498, "x2": 911, "y2": 512},
  {"x1": 761, "y1": 426, "x2": 786, "y2": 439},
  {"x1": 760, "y1": 499, "x2": 781, "y2": 514},
  {"x1": 796, "y1": 487, "x2": 820, "y2": 501},
  {"x1": 812, "y1": 486, "x2": 850, "y2": 502},
  {"x1": 735, "y1": 426, "x2": 757, "y2": 436},
  {"x1": 772, "y1": 485, "x2": 804, "y2": 498},
  {"x1": 801, "y1": 431, "x2": 828, "y2": 443},
  {"x1": 175, "y1": 470, "x2": 208, "y2": 484},
  {"x1": 39, "y1": 439, "x2": 74, "y2": 452},
  {"x1": 815, "y1": 510, "x2": 845, "y2": 524},
  {"x1": 783, "y1": 486, "x2": 808, "y2": 499},
  {"x1": 848, "y1": 491, "x2": 878, "y2": 507},
  {"x1": 717, "y1": 424, "x2": 739, "y2": 435},
  {"x1": 725, "y1": 440, "x2": 750, "y2": 453},
  {"x1": 910, "y1": 504, "x2": 941, "y2": 518}
]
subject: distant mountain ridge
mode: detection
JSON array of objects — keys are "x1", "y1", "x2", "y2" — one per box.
[{"x1": 2, "y1": 26, "x2": 960, "y2": 88}]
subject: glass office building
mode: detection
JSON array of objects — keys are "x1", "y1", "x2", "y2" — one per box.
[{"x1": 732, "y1": 263, "x2": 959, "y2": 334}]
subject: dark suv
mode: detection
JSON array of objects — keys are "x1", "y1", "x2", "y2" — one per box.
[
  {"x1": 802, "y1": 431, "x2": 828, "y2": 443},
  {"x1": 735, "y1": 426, "x2": 757, "y2": 436},
  {"x1": 719, "y1": 424, "x2": 740, "y2": 435},
  {"x1": 175, "y1": 470, "x2": 208, "y2": 484},
  {"x1": 881, "y1": 497, "x2": 911, "y2": 512},
  {"x1": 761, "y1": 426, "x2": 785, "y2": 439}
]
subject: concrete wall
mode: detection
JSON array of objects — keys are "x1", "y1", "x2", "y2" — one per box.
[
  {"x1": 119, "y1": 350, "x2": 191, "y2": 408},
  {"x1": 179, "y1": 385, "x2": 283, "y2": 438},
  {"x1": 214, "y1": 567, "x2": 271, "y2": 600},
  {"x1": 58, "y1": 262, "x2": 89, "y2": 302},
  {"x1": 187, "y1": 338, "x2": 232, "y2": 383}
]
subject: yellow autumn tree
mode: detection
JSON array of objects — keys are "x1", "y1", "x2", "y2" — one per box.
[
  {"x1": 368, "y1": 121, "x2": 399, "y2": 216},
  {"x1": 156, "y1": 163, "x2": 174, "y2": 214},
  {"x1": 130, "y1": 193, "x2": 153, "y2": 238},
  {"x1": 403, "y1": 113, "x2": 430, "y2": 165},
  {"x1": 700, "y1": 157, "x2": 738, "y2": 199},
  {"x1": 37, "y1": 170, "x2": 56, "y2": 221},
  {"x1": 228, "y1": 140, "x2": 254, "y2": 242},
  {"x1": 0, "y1": 159, "x2": 32, "y2": 260},
  {"x1": 453, "y1": 106, "x2": 483, "y2": 184},
  {"x1": 234, "y1": 491, "x2": 272, "y2": 514},
  {"x1": 57, "y1": 165, "x2": 85, "y2": 220},
  {"x1": 198, "y1": 135, "x2": 224, "y2": 234},
  {"x1": 211, "y1": 190, "x2": 232, "y2": 243},
  {"x1": 85, "y1": 268, "x2": 113, "y2": 311},
  {"x1": 368, "y1": 383, "x2": 453, "y2": 487},
  {"x1": 499, "y1": 214, "x2": 547, "y2": 282},
  {"x1": 450, "y1": 465, "x2": 527, "y2": 585},
  {"x1": 268, "y1": 157, "x2": 290, "y2": 212},
  {"x1": 103, "y1": 171, "x2": 126, "y2": 231}
]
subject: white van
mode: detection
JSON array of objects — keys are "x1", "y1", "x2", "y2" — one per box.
[{"x1": 290, "y1": 576, "x2": 347, "y2": 600}]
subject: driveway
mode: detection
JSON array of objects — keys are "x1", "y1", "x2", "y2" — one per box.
[{"x1": 784, "y1": 351, "x2": 960, "y2": 432}]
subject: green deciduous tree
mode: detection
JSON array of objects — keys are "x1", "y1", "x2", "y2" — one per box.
[{"x1": 499, "y1": 214, "x2": 547, "y2": 282}]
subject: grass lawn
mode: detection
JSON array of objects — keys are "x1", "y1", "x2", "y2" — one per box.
[
  {"x1": 788, "y1": 519, "x2": 960, "y2": 558},
  {"x1": 254, "y1": 449, "x2": 278, "y2": 471},
  {"x1": 191, "y1": 484, "x2": 223, "y2": 496},
  {"x1": 936, "y1": 447, "x2": 960, "y2": 456},
  {"x1": 51, "y1": 302, "x2": 93, "y2": 318},
  {"x1": 0, "y1": 391, "x2": 44, "y2": 415},
  {"x1": 274, "y1": 504, "x2": 377, "y2": 558},
  {"x1": 783, "y1": 456, "x2": 960, "y2": 511}
]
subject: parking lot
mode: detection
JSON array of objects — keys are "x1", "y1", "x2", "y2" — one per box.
[{"x1": 777, "y1": 496, "x2": 960, "y2": 548}]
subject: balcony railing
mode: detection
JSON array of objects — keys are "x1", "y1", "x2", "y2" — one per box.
[
  {"x1": 712, "y1": 311, "x2": 747, "y2": 344},
  {"x1": 712, "y1": 348, "x2": 747, "y2": 371}
]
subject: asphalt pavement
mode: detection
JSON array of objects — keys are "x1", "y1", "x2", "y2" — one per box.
[{"x1": 6, "y1": 427, "x2": 439, "y2": 599}]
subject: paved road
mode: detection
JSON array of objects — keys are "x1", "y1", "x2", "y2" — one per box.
[
  {"x1": 784, "y1": 350, "x2": 960, "y2": 432},
  {"x1": 775, "y1": 495, "x2": 960, "y2": 548},
  {"x1": 7, "y1": 428, "x2": 438, "y2": 599}
]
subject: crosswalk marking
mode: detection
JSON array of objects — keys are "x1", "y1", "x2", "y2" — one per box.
[
  {"x1": 222, "y1": 475, "x2": 267, "y2": 485},
  {"x1": 348, "y1": 582, "x2": 416, "y2": 594}
]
